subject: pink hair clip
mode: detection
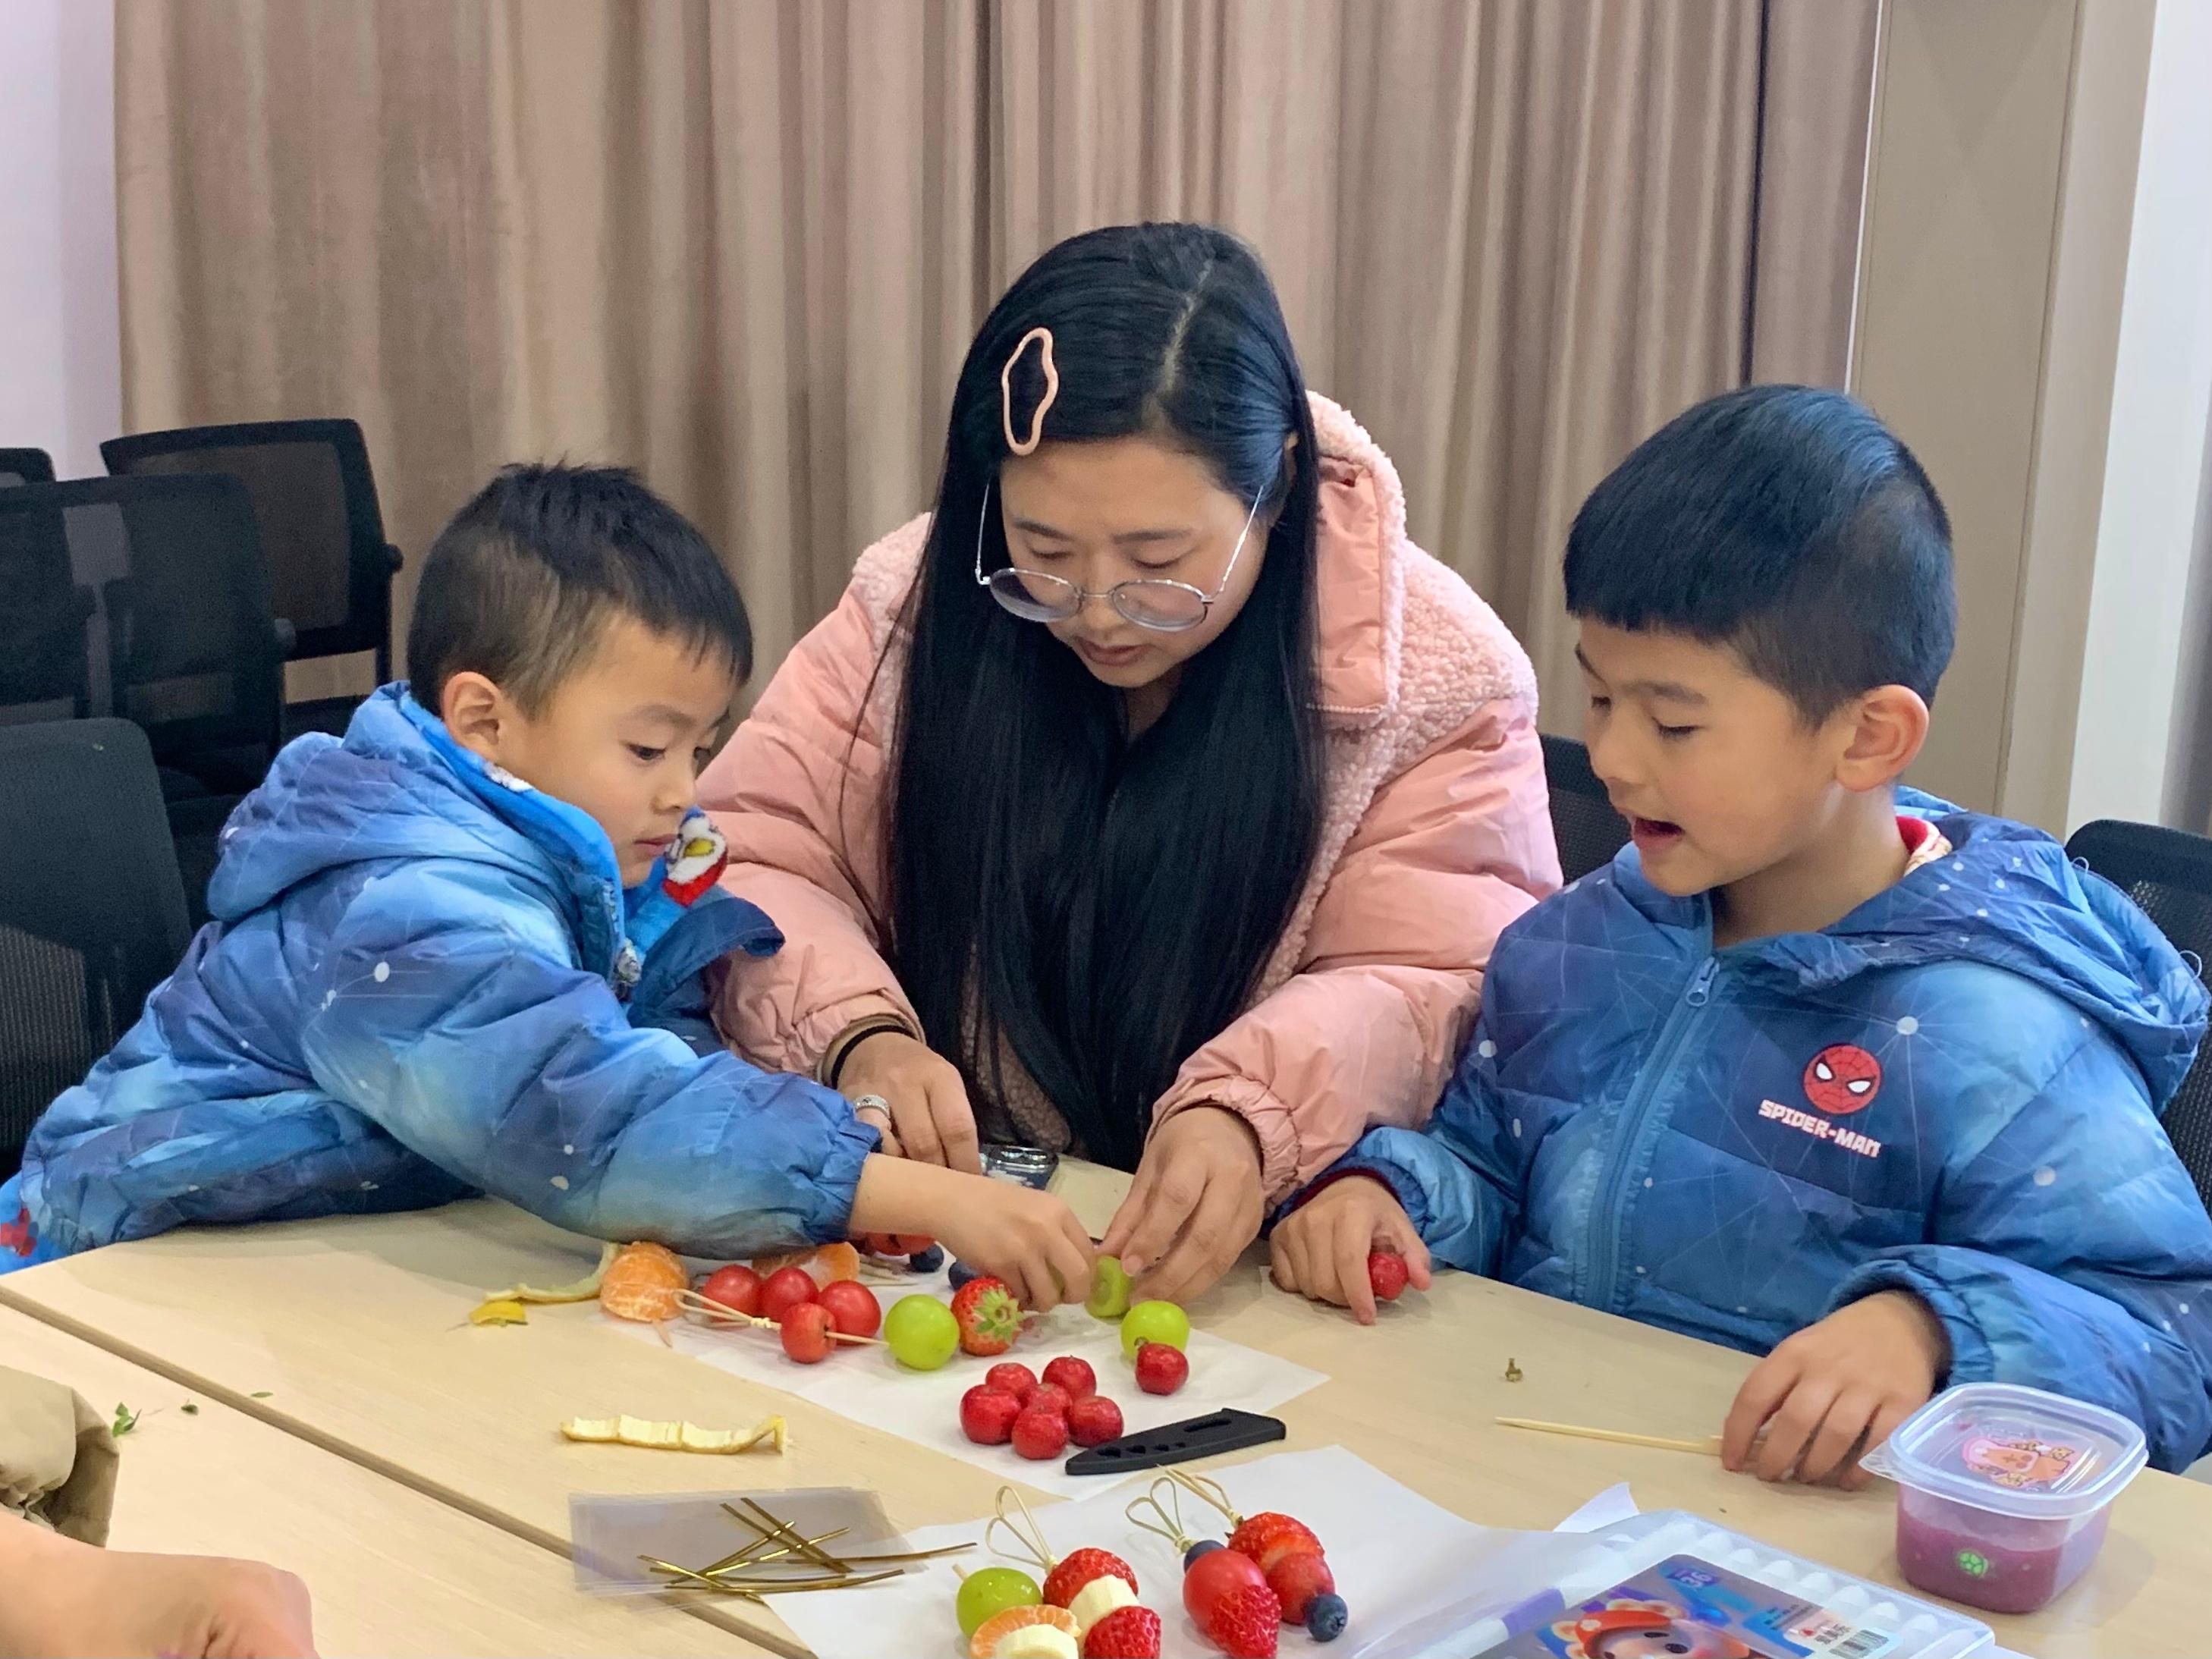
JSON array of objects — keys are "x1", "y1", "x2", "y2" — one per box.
[{"x1": 1000, "y1": 326, "x2": 1059, "y2": 456}]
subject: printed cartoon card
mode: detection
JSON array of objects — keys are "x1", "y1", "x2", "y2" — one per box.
[{"x1": 1472, "y1": 1555, "x2": 1896, "y2": 1659}]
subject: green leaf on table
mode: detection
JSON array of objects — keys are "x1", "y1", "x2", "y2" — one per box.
[{"x1": 112, "y1": 1403, "x2": 140, "y2": 1436}]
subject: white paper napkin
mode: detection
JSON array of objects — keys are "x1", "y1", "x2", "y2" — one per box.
[
  {"x1": 619, "y1": 1273, "x2": 1327, "y2": 1497},
  {"x1": 767, "y1": 1444, "x2": 1597, "y2": 1659}
]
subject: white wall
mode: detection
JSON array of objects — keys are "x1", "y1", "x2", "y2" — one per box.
[
  {"x1": 2064, "y1": 0, "x2": 2212, "y2": 832},
  {"x1": 0, "y1": 0, "x2": 120, "y2": 478}
]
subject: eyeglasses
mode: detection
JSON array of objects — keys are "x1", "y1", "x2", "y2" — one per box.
[{"x1": 973, "y1": 480, "x2": 1264, "y2": 633}]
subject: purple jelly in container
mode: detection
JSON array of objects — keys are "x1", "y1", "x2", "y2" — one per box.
[{"x1": 1861, "y1": 1381, "x2": 2147, "y2": 1614}]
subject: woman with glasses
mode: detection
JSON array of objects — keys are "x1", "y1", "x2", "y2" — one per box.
[{"x1": 700, "y1": 223, "x2": 1558, "y2": 1306}]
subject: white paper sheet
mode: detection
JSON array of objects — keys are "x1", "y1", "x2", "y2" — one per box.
[
  {"x1": 1550, "y1": 1481, "x2": 1639, "y2": 1535},
  {"x1": 766, "y1": 1444, "x2": 1598, "y2": 1659},
  {"x1": 617, "y1": 1271, "x2": 1327, "y2": 1497}
]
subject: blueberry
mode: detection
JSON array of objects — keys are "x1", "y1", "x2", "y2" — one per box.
[
  {"x1": 1183, "y1": 1539, "x2": 1224, "y2": 1569},
  {"x1": 1306, "y1": 1594, "x2": 1348, "y2": 1642},
  {"x1": 910, "y1": 1244, "x2": 945, "y2": 1274},
  {"x1": 947, "y1": 1258, "x2": 982, "y2": 1291}
]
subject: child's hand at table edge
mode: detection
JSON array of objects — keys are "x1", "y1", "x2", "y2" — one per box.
[
  {"x1": 850, "y1": 1152, "x2": 1094, "y2": 1311},
  {"x1": 1721, "y1": 1289, "x2": 1948, "y2": 1488},
  {"x1": 1268, "y1": 1172, "x2": 1431, "y2": 1325},
  {"x1": 0, "y1": 1513, "x2": 318, "y2": 1659}
]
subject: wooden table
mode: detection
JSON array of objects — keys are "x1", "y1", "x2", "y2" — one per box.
[
  {"x1": 2, "y1": 1161, "x2": 2198, "y2": 1656},
  {"x1": 0, "y1": 1306, "x2": 749, "y2": 1657}
]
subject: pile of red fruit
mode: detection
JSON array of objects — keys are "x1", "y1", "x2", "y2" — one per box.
[
  {"x1": 961, "y1": 1356, "x2": 1125, "y2": 1461},
  {"x1": 696, "y1": 1255, "x2": 883, "y2": 1365}
]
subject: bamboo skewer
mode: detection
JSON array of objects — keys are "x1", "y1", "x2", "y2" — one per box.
[
  {"x1": 674, "y1": 1287, "x2": 887, "y2": 1346},
  {"x1": 1495, "y1": 1415, "x2": 1724, "y2": 1455}
]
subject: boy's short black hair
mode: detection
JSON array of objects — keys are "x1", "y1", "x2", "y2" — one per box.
[
  {"x1": 407, "y1": 463, "x2": 751, "y2": 714},
  {"x1": 1563, "y1": 385, "x2": 1956, "y2": 721}
]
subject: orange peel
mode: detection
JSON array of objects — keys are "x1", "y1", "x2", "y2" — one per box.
[{"x1": 558, "y1": 1414, "x2": 788, "y2": 1454}]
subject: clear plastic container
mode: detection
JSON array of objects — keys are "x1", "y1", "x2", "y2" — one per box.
[
  {"x1": 1862, "y1": 1382, "x2": 2148, "y2": 1615},
  {"x1": 1410, "y1": 1510, "x2": 1994, "y2": 1659}
]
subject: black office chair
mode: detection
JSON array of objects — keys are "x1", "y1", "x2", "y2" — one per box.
[
  {"x1": 0, "y1": 477, "x2": 287, "y2": 928},
  {"x1": 0, "y1": 721, "x2": 193, "y2": 1181},
  {"x1": 0, "y1": 492, "x2": 97, "y2": 724},
  {"x1": 103, "y1": 419, "x2": 401, "y2": 734},
  {"x1": 1541, "y1": 733, "x2": 1632, "y2": 884},
  {"x1": 0, "y1": 448, "x2": 56, "y2": 487},
  {"x1": 2067, "y1": 818, "x2": 2212, "y2": 1208}
]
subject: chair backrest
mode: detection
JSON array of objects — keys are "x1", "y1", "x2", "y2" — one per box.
[
  {"x1": 1541, "y1": 733, "x2": 1633, "y2": 884},
  {"x1": 103, "y1": 419, "x2": 397, "y2": 678},
  {"x1": 0, "y1": 448, "x2": 56, "y2": 487},
  {"x1": 0, "y1": 488, "x2": 96, "y2": 724},
  {"x1": 2066, "y1": 818, "x2": 2212, "y2": 1208},
  {"x1": 0, "y1": 476, "x2": 285, "y2": 783},
  {"x1": 0, "y1": 720, "x2": 193, "y2": 1179}
]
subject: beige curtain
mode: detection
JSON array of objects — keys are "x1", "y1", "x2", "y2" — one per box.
[{"x1": 117, "y1": 0, "x2": 1876, "y2": 725}]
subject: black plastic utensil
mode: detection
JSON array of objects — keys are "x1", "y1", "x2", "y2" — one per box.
[{"x1": 1064, "y1": 1408, "x2": 1287, "y2": 1475}]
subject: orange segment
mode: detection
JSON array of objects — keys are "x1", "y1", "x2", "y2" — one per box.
[
  {"x1": 750, "y1": 1241, "x2": 862, "y2": 1287},
  {"x1": 599, "y1": 1241, "x2": 687, "y2": 1322},
  {"x1": 969, "y1": 1605, "x2": 1079, "y2": 1659}
]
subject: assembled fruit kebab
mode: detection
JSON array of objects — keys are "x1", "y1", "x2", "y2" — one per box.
[{"x1": 953, "y1": 1472, "x2": 1350, "y2": 1659}]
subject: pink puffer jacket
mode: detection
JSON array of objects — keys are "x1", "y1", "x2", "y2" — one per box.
[{"x1": 701, "y1": 394, "x2": 1561, "y2": 1202}]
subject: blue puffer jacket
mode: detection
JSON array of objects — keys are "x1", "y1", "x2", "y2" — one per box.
[
  {"x1": 2, "y1": 688, "x2": 876, "y2": 1270},
  {"x1": 1336, "y1": 793, "x2": 2212, "y2": 1470}
]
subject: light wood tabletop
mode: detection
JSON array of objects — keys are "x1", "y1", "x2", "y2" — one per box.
[
  {"x1": 2, "y1": 1160, "x2": 2198, "y2": 1657},
  {"x1": 0, "y1": 1306, "x2": 756, "y2": 1658}
]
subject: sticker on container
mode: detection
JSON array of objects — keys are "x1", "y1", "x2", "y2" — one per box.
[
  {"x1": 1471, "y1": 1557, "x2": 1897, "y2": 1659},
  {"x1": 1956, "y1": 1434, "x2": 2082, "y2": 1491}
]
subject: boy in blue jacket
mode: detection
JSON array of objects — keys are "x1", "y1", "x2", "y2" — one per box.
[
  {"x1": 1272, "y1": 387, "x2": 2212, "y2": 1477},
  {"x1": 1, "y1": 466, "x2": 1093, "y2": 1302}
]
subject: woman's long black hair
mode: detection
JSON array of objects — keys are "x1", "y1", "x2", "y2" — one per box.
[{"x1": 884, "y1": 223, "x2": 1326, "y2": 1170}]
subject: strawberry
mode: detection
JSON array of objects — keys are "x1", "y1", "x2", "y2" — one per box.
[
  {"x1": 1010, "y1": 1406, "x2": 1069, "y2": 1460},
  {"x1": 1224, "y1": 1513, "x2": 1322, "y2": 1575},
  {"x1": 1042, "y1": 1355, "x2": 1096, "y2": 1398},
  {"x1": 950, "y1": 1275, "x2": 1024, "y2": 1356},
  {"x1": 1133, "y1": 1340, "x2": 1187, "y2": 1395},
  {"x1": 1042, "y1": 1547, "x2": 1139, "y2": 1609},
  {"x1": 985, "y1": 1361, "x2": 1040, "y2": 1401},
  {"x1": 1082, "y1": 1605, "x2": 1162, "y2": 1658},
  {"x1": 1067, "y1": 1393, "x2": 1123, "y2": 1447},
  {"x1": 1367, "y1": 1249, "x2": 1409, "y2": 1302},
  {"x1": 1205, "y1": 1583, "x2": 1283, "y2": 1658},
  {"x1": 960, "y1": 1384, "x2": 1023, "y2": 1445},
  {"x1": 1264, "y1": 1550, "x2": 1334, "y2": 1625}
]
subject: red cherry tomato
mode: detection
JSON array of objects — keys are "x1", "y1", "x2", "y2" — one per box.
[
  {"x1": 779, "y1": 1302, "x2": 834, "y2": 1363},
  {"x1": 1183, "y1": 1545, "x2": 1268, "y2": 1625},
  {"x1": 698, "y1": 1264, "x2": 765, "y2": 1319},
  {"x1": 816, "y1": 1278, "x2": 884, "y2": 1339},
  {"x1": 761, "y1": 1265, "x2": 819, "y2": 1324}
]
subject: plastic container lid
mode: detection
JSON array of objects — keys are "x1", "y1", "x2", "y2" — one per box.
[{"x1": 1862, "y1": 1382, "x2": 2148, "y2": 1519}]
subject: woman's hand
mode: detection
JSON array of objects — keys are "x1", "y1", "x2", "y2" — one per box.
[
  {"x1": 1268, "y1": 1173, "x2": 1431, "y2": 1324},
  {"x1": 1100, "y1": 1105, "x2": 1265, "y2": 1306},
  {"x1": 837, "y1": 1029, "x2": 982, "y2": 1174}
]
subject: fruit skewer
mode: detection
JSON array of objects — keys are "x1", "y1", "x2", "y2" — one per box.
[{"x1": 673, "y1": 1287, "x2": 884, "y2": 1344}]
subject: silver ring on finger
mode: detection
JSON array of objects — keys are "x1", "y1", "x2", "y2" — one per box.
[{"x1": 851, "y1": 1093, "x2": 893, "y2": 1130}]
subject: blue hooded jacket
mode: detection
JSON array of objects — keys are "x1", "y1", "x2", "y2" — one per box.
[
  {"x1": 1334, "y1": 793, "x2": 2212, "y2": 1470},
  {"x1": 2, "y1": 688, "x2": 877, "y2": 1269}
]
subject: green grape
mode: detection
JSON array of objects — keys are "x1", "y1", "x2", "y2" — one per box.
[{"x1": 884, "y1": 1294, "x2": 960, "y2": 1370}]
